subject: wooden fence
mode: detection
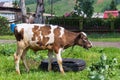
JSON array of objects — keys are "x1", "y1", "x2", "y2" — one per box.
[{"x1": 48, "y1": 17, "x2": 120, "y2": 33}]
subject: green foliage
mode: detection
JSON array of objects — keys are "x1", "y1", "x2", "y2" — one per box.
[
  {"x1": 0, "y1": 44, "x2": 120, "y2": 79},
  {"x1": 74, "y1": 0, "x2": 94, "y2": 18},
  {"x1": 0, "y1": 44, "x2": 15, "y2": 56},
  {"x1": 82, "y1": 0, "x2": 94, "y2": 18},
  {"x1": 0, "y1": 43, "x2": 120, "y2": 79},
  {"x1": 88, "y1": 54, "x2": 119, "y2": 80},
  {"x1": 25, "y1": 0, "x2": 36, "y2": 5},
  {"x1": 27, "y1": 7, "x2": 31, "y2": 13},
  {"x1": 12, "y1": 0, "x2": 19, "y2": 8},
  {"x1": 102, "y1": 0, "x2": 118, "y2": 12},
  {"x1": 109, "y1": 0, "x2": 117, "y2": 10},
  {"x1": 46, "y1": 0, "x2": 61, "y2": 5},
  {"x1": 0, "y1": 16, "x2": 12, "y2": 35},
  {"x1": 26, "y1": 0, "x2": 75, "y2": 16},
  {"x1": 26, "y1": 0, "x2": 120, "y2": 16}
]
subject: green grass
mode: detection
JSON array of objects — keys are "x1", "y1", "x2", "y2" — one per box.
[
  {"x1": 117, "y1": 5, "x2": 120, "y2": 10},
  {"x1": 1, "y1": 33, "x2": 120, "y2": 42},
  {"x1": 0, "y1": 35, "x2": 15, "y2": 40},
  {"x1": 88, "y1": 33, "x2": 120, "y2": 42},
  {"x1": 0, "y1": 44, "x2": 120, "y2": 80}
]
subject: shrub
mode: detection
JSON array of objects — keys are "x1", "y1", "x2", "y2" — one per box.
[
  {"x1": 0, "y1": 44, "x2": 15, "y2": 56},
  {"x1": 88, "y1": 54, "x2": 119, "y2": 80},
  {"x1": 0, "y1": 16, "x2": 12, "y2": 35}
]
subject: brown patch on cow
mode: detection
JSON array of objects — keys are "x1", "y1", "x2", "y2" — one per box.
[
  {"x1": 40, "y1": 26, "x2": 51, "y2": 35},
  {"x1": 14, "y1": 27, "x2": 24, "y2": 41},
  {"x1": 61, "y1": 30, "x2": 77, "y2": 48},
  {"x1": 54, "y1": 27, "x2": 64, "y2": 44},
  {"x1": 38, "y1": 26, "x2": 51, "y2": 45},
  {"x1": 32, "y1": 25, "x2": 52, "y2": 48},
  {"x1": 54, "y1": 27, "x2": 61, "y2": 37},
  {"x1": 32, "y1": 25, "x2": 40, "y2": 41}
]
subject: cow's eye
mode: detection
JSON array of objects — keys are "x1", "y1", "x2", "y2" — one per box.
[{"x1": 83, "y1": 39, "x2": 87, "y2": 42}]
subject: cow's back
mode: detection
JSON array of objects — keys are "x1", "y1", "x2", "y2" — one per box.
[{"x1": 14, "y1": 23, "x2": 65, "y2": 50}]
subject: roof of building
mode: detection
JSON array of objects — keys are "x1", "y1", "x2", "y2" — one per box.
[
  {"x1": 0, "y1": 2, "x2": 13, "y2": 7},
  {"x1": 103, "y1": 10, "x2": 119, "y2": 18}
]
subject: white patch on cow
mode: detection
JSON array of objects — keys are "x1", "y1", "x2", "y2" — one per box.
[
  {"x1": 39, "y1": 31, "x2": 43, "y2": 40},
  {"x1": 81, "y1": 32, "x2": 87, "y2": 37},
  {"x1": 45, "y1": 25, "x2": 58, "y2": 45},
  {"x1": 59, "y1": 27, "x2": 64, "y2": 38},
  {"x1": 89, "y1": 41, "x2": 93, "y2": 46},
  {"x1": 16, "y1": 23, "x2": 45, "y2": 41}
]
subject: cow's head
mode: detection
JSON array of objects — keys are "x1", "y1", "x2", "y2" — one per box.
[{"x1": 75, "y1": 32, "x2": 92, "y2": 49}]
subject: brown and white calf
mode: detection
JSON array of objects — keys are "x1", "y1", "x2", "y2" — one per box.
[{"x1": 13, "y1": 23, "x2": 92, "y2": 74}]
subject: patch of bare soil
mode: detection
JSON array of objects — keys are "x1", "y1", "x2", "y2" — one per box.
[{"x1": 92, "y1": 41, "x2": 120, "y2": 48}]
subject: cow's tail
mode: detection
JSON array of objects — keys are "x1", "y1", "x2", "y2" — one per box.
[{"x1": 10, "y1": 23, "x2": 16, "y2": 33}]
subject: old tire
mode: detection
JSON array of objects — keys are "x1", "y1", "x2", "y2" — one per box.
[{"x1": 39, "y1": 58, "x2": 86, "y2": 72}]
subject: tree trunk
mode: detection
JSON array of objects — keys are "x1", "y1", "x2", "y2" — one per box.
[
  {"x1": 34, "y1": 0, "x2": 44, "y2": 24},
  {"x1": 20, "y1": 0, "x2": 27, "y2": 23}
]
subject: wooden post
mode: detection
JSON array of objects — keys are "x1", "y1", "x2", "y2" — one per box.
[
  {"x1": 34, "y1": 0, "x2": 44, "y2": 24},
  {"x1": 79, "y1": 19, "x2": 83, "y2": 30},
  {"x1": 20, "y1": 0, "x2": 27, "y2": 23}
]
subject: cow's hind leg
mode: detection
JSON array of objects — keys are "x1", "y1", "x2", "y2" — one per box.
[
  {"x1": 48, "y1": 50, "x2": 54, "y2": 71},
  {"x1": 14, "y1": 46, "x2": 24, "y2": 74},
  {"x1": 21, "y1": 48, "x2": 29, "y2": 72}
]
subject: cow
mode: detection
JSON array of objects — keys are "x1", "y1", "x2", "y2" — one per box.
[{"x1": 10, "y1": 23, "x2": 92, "y2": 74}]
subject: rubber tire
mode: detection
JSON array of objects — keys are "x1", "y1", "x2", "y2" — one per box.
[{"x1": 39, "y1": 58, "x2": 86, "y2": 72}]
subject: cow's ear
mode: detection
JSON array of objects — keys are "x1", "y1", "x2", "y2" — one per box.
[
  {"x1": 74, "y1": 33, "x2": 81, "y2": 44},
  {"x1": 77, "y1": 32, "x2": 82, "y2": 38}
]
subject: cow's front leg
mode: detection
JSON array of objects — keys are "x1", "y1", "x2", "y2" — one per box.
[
  {"x1": 55, "y1": 48, "x2": 65, "y2": 74},
  {"x1": 48, "y1": 50, "x2": 53, "y2": 71}
]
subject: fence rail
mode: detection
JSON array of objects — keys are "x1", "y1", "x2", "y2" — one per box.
[{"x1": 48, "y1": 17, "x2": 120, "y2": 33}]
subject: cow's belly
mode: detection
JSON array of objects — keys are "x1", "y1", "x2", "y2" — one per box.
[{"x1": 29, "y1": 41, "x2": 53, "y2": 51}]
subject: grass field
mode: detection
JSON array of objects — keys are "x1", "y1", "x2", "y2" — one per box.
[
  {"x1": 0, "y1": 44, "x2": 120, "y2": 80},
  {"x1": 1, "y1": 32, "x2": 120, "y2": 42}
]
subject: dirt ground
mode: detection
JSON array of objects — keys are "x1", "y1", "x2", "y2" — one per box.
[{"x1": 0, "y1": 40, "x2": 120, "y2": 48}]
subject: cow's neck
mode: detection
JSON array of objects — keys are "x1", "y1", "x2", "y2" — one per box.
[{"x1": 64, "y1": 31, "x2": 79, "y2": 48}]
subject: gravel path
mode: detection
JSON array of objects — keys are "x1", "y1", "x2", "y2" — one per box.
[{"x1": 0, "y1": 40, "x2": 120, "y2": 48}]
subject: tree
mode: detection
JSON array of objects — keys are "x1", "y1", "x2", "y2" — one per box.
[
  {"x1": 74, "y1": 0, "x2": 94, "y2": 18},
  {"x1": 20, "y1": 0, "x2": 27, "y2": 23},
  {"x1": 103, "y1": 0, "x2": 118, "y2": 12},
  {"x1": 109, "y1": 0, "x2": 117, "y2": 10},
  {"x1": 12, "y1": 0, "x2": 19, "y2": 8},
  {"x1": 34, "y1": 0, "x2": 45, "y2": 23},
  {"x1": 27, "y1": 7, "x2": 31, "y2": 13}
]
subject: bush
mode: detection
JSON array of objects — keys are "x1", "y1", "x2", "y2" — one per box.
[
  {"x1": 0, "y1": 16, "x2": 12, "y2": 35},
  {"x1": 114, "y1": 18, "x2": 120, "y2": 29},
  {"x1": 0, "y1": 44, "x2": 15, "y2": 56},
  {"x1": 88, "y1": 54, "x2": 119, "y2": 80}
]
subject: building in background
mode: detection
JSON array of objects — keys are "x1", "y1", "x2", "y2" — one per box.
[
  {"x1": 103, "y1": 10, "x2": 119, "y2": 19},
  {"x1": 0, "y1": 2, "x2": 21, "y2": 22}
]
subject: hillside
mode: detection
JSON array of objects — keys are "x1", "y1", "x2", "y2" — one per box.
[
  {"x1": 26, "y1": 0, "x2": 120, "y2": 16},
  {"x1": 26, "y1": 0, "x2": 75, "y2": 16}
]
